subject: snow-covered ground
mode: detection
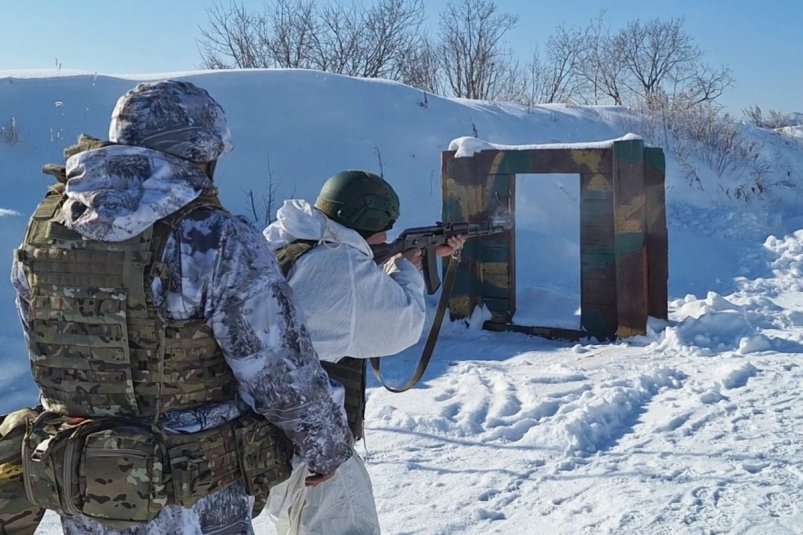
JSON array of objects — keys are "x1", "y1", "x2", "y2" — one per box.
[{"x1": 1, "y1": 70, "x2": 801, "y2": 534}]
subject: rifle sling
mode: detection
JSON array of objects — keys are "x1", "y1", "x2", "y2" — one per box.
[{"x1": 370, "y1": 250, "x2": 461, "y2": 393}]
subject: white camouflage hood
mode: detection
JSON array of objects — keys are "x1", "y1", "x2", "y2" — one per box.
[
  {"x1": 109, "y1": 80, "x2": 233, "y2": 163},
  {"x1": 61, "y1": 144, "x2": 212, "y2": 242},
  {"x1": 264, "y1": 199, "x2": 373, "y2": 258}
]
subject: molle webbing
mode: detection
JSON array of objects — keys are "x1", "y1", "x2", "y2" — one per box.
[
  {"x1": 21, "y1": 410, "x2": 291, "y2": 527},
  {"x1": 17, "y1": 188, "x2": 236, "y2": 419},
  {"x1": 166, "y1": 413, "x2": 292, "y2": 507},
  {"x1": 321, "y1": 358, "x2": 366, "y2": 441}
]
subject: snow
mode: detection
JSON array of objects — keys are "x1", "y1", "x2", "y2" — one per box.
[
  {"x1": 780, "y1": 125, "x2": 803, "y2": 140},
  {"x1": 0, "y1": 69, "x2": 801, "y2": 534},
  {"x1": 448, "y1": 132, "x2": 643, "y2": 157},
  {"x1": 0, "y1": 68, "x2": 222, "y2": 81}
]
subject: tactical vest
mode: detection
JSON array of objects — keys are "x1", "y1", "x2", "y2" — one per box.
[
  {"x1": 13, "y1": 151, "x2": 291, "y2": 526},
  {"x1": 275, "y1": 241, "x2": 367, "y2": 441},
  {"x1": 16, "y1": 184, "x2": 236, "y2": 419}
]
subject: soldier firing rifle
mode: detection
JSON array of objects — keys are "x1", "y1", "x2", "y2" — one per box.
[{"x1": 371, "y1": 219, "x2": 509, "y2": 294}]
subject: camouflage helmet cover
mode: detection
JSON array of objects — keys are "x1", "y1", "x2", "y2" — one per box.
[
  {"x1": 108, "y1": 80, "x2": 233, "y2": 162},
  {"x1": 315, "y1": 170, "x2": 400, "y2": 233}
]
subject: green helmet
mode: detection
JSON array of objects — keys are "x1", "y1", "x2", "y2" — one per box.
[{"x1": 314, "y1": 170, "x2": 400, "y2": 233}]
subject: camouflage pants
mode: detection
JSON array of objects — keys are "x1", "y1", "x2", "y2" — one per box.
[{"x1": 61, "y1": 480, "x2": 254, "y2": 535}]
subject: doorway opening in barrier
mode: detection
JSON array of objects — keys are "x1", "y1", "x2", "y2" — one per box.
[
  {"x1": 441, "y1": 137, "x2": 668, "y2": 340},
  {"x1": 514, "y1": 173, "x2": 581, "y2": 330}
]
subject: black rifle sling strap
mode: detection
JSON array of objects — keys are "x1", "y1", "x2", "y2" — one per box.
[{"x1": 370, "y1": 248, "x2": 462, "y2": 393}]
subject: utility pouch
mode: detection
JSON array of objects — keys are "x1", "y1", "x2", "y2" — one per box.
[
  {"x1": 0, "y1": 408, "x2": 44, "y2": 535},
  {"x1": 164, "y1": 413, "x2": 292, "y2": 514},
  {"x1": 78, "y1": 425, "x2": 168, "y2": 526},
  {"x1": 20, "y1": 411, "x2": 292, "y2": 526},
  {"x1": 235, "y1": 415, "x2": 293, "y2": 515},
  {"x1": 166, "y1": 423, "x2": 242, "y2": 509},
  {"x1": 22, "y1": 412, "x2": 168, "y2": 529},
  {"x1": 21, "y1": 412, "x2": 84, "y2": 516},
  {"x1": 322, "y1": 358, "x2": 367, "y2": 440}
]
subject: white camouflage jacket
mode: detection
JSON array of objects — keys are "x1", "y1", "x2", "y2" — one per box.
[{"x1": 263, "y1": 199, "x2": 426, "y2": 363}]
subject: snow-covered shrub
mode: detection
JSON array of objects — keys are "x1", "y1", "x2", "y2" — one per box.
[
  {"x1": 743, "y1": 105, "x2": 798, "y2": 130},
  {"x1": 623, "y1": 96, "x2": 793, "y2": 202}
]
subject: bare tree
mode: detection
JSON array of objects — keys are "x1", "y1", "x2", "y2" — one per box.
[
  {"x1": 560, "y1": 16, "x2": 732, "y2": 108},
  {"x1": 199, "y1": 2, "x2": 270, "y2": 69},
  {"x1": 307, "y1": 3, "x2": 357, "y2": 73},
  {"x1": 397, "y1": 35, "x2": 443, "y2": 93},
  {"x1": 306, "y1": 0, "x2": 425, "y2": 77},
  {"x1": 264, "y1": 0, "x2": 319, "y2": 68},
  {"x1": 673, "y1": 62, "x2": 732, "y2": 108},
  {"x1": 544, "y1": 24, "x2": 586, "y2": 102},
  {"x1": 436, "y1": 0, "x2": 518, "y2": 100},
  {"x1": 614, "y1": 18, "x2": 694, "y2": 98},
  {"x1": 614, "y1": 18, "x2": 709, "y2": 103},
  {"x1": 575, "y1": 13, "x2": 627, "y2": 105},
  {"x1": 520, "y1": 24, "x2": 585, "y2": 105},
  {"x1": 198, "y1": 0, "x2": 425, "y2": 81},
  {"x1": 197, "y1": 2, "x2": 734, "y2": 114},
  {"x1": 362, "y1": 0, "x2": 426, "y2": 79},
  {"x1": 246, "y1": 153, "x2": 282, "y2": 226}
]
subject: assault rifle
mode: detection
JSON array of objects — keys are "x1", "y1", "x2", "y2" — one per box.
[
  {"x1": 371, "y1": 220, "x2": 507, "y2": 294},
  {"x1": 369, "y1": 219, "x2": 507, "y2": 393}
]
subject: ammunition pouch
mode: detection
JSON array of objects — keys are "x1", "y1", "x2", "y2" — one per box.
[
  {"x1": 0, "y1": 408, "x2": 45, "y2": 535},
  {"x1": 166, "y1": 413, "x2": 293, "y2": 516},
  {"x1": 232, "y1": 414, "x2": 294, "y2": 515},
  {"x1": 21, "y1": 411, "x2": 292, "y2": 528},
  {"x1": 322, "y1": 358, "x2": 366, "y2": 441},
  {"x1": 22, "y1": 412, "x2": 169, "y2": 528}
]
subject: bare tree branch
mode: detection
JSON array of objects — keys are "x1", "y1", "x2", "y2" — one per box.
[{"x1": 436, "y1": 0, "x2": 518, "y2": 100}]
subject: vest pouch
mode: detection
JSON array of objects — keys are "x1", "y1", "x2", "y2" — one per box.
[
  {"x1": 78, "y1": 425, "x2": 168, "y2": 528},
  {"x1": 22, "y1": 413, "x2": 168, "y2": 529},
  {"x1": 234, "y1": 414, "x2": 293, "y2": 514},
  {"x1": 0, "y1": 408, "x2": 45, "y2": 535},
  {"x1": 21, "y1": 412, "x2": 87, "y2": 516},
  {"x1": 322, "y1": 358, "x2": 367, "y2": 440}
]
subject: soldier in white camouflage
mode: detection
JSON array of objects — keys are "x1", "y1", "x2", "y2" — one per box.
[
  {"x1": 10, "y1": 80, "x2": 352, "y2": 534},
  {"x1": 263, "y1": 171, "x2": 464, "y2": 534}
]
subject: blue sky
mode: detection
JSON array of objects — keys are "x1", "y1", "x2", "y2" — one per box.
[{"x1": 1, "y1": 0, "x2": 799, "y2": 114}]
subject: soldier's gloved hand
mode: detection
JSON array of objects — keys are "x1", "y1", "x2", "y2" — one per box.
[{"x1": 305, "y1": 471, "x2": 335, "y2": 487}]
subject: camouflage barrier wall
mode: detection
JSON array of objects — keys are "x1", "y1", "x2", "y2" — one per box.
[{"x1": 442, "y1": 138, "x2": 668, "y2": 340}]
